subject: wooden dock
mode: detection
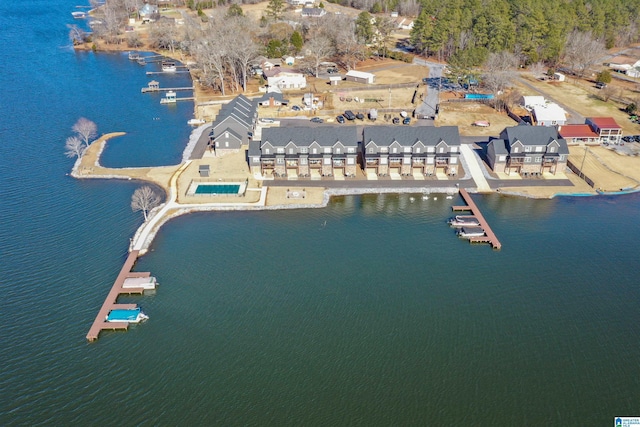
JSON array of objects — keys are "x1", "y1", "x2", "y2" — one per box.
[
  {"x1": 86, "y1": 250, "x2": 151, "y2": 342},
  {"x1": 146, "y1": 70, "x2": 191, "y2": 75},
  {"x1": 452, "y1": 189, "x2": 502, "y2": 250},
  {"x1": 141, "y1": 86, "x2": 194, "y2": 93}
]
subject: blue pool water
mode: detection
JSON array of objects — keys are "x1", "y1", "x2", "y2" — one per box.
[
  {"x1": 195, "y1": 184, "x2": 241, "y2": 194},
  {"x1": 465, "y1": 93, "x2": 494, "y2": 99}
]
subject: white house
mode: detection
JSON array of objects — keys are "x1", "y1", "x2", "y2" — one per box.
[
  {"x1": 263, "y1": 68, "x2": 307, "y2": 90},
  {"x1": 345, "y1": 70, "x2": 375, "y2": 84},
  {"x1": 521, "y1": 96, "x2": 546, "y2": 110},
  {"x1": 533, "y1": 103, "x2": 567, "y2": 126}
]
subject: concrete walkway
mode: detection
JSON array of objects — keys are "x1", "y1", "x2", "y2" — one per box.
[{"x1": 460, "y1": 144, "x2": 491, "y2": 192}]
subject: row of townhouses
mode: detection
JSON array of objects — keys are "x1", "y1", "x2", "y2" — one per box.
[
  {"x1": 486, "y1": 126, "x2": 569, "y2": 176},
  {"x1": 208, "y1": 95, "x2": 258, "y2": 156},
  {"x1": 248, "y1": 126, "x2": 462, "y2": 178}
]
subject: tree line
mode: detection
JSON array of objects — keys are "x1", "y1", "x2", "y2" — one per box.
[{"x1": 410, "y1": 0, "x2": 640, "y2": 66}]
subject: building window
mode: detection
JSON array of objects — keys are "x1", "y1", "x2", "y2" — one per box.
[
  {"x1": 451, "y1": 146, "x2": 458, "y2": 152},
  {"x1": 324, "y1": 147, "x2": 331, "y2": 154},
  {"x1": 225, "y1": 141, "x2": 229, "y2": 148},
  {"x1": 525, "y1": 157, "x2": 531, "y2": 163},
  {"x1": 300, "y1": 147, "x2": 308, "y2": 153},
  {"x1": 439, "y1": 147, "x2": 444, "y2": 153},
  {"x1": 312, "y1": 148, "x2": 317, "y2": 154},
  {"x1": 525, "y1": 146, "x2": 532, "y2": 152},
  {"x1": 450, "y1": 157, "x2": 457, "y2": 164},
  {"x1": 415, "y1": 148, "x2": 421, "y2": 153},
  {"x1": 498, "y1": 155, "x2": 506, "y2": 161},
  {"x1": 264, "y1": 148, "x2": 270, "y2": 155},
  {"x1": 549, "y1": 146, "x2": 557, "y2": 153},
  {"x1": 277, "y1": 148, "x2": 284, "y2": 153},
  {"x1": 534, "y1": 156, "x2": 542, "y2": 162},
  {"x1": 336, "y1": 148, "x2": 341, "y2": 154},
  {"x1": 347, "y1": 147, "x2": 355, "y2": 153},
  {"x1": 347, "y1": 158, "x2": 355, "y2": 165},
  {"x1": 380, "y1": 158, "x2": 388, "y2": 165},
  {"x1": 404, "y1": 147, "x2": 411, "y2": 153},
  {"x1": 276, "y1": 158, "x2": 284, "y2": 164},
  {"x1": 301, "y1": 158, "x2": 307, "y2": 165},
  {"x1": 535, "y1": 146, "x2": 543, "y2": 152},
  {"x1": 392, "y1": 147, "x2": 397, "y2": 153},
  {"x1": 289, "y1": 148, "x2": 294, "y2": 154},
  {"x1": 403, "y1": 157, "x2": 411, "y2": 164},
  {"x1": 513, "y1": 147, "x2": 519, "y2": 153},
  {"x1": 323, "y1": 158, "x2": 331, "y2": 165}
]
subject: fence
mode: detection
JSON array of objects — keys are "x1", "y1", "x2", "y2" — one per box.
[{"x1": 566, "y1": 160, "x2": 595, "y2": 188}]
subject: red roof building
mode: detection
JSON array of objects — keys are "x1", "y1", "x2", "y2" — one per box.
[
  {"x1": 586, "y1": 117, "x2": 623, "y2": 143},
  {"x1": 558, "y1": 124, "x2": 600, "y2": 145}
]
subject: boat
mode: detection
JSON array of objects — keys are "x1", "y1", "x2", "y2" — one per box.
[
  {"x1": 161, "y1": 61, "x2": 177, "y2": 72},
  {"x1": 457, "y1": 226, "x2": 485, "y2": 239},
  {"x1": 137, "y1": 57, "x2": 147, "y2": 66},
  {"x1": 71, "y1": 11, "x2": 87, "y2": 18},
  {"x1": 122, "y1": 276, "x2": 157, "y2": 290},
  {"x1": 128, "y1": 51, "x2": 140, "y2": 60},
  {"x1": 188, "y1": 119, "x2": 206, "y2": 126},
  {"x1": 105, "y1": 308, "x2": 149, "y2": 323},
  {"x1": 448, "y1": 215, "x2": 480, "y2": 227},
  {"x1": 473, "y1": 120, "x2": 490, "y2": 127}
]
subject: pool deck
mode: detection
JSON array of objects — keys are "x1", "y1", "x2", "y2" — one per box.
[
  {"x1": 86, "y1": 250, "x2": 149, "y2": 342},
  {"x1": 452, "y1": 189, "x2": 502, "y2": 250}
]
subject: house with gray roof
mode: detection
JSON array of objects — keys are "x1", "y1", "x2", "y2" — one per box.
[
  {"x1": 250, "y1": 126, "x2": 359, "y2": 178},
  {"x1": 486, "y1": 125, "x2": 569, "y2": 176},
  {"x1": 362, "y1": 126, "x2": 461, "y2": 177},
  {"x1": 209, "y1": 95, "x2": 257, "y2": 156}
]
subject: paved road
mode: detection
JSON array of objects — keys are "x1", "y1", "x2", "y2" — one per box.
[{"x1": 413, "y1": 58, "x2": 445, "y2": 119}]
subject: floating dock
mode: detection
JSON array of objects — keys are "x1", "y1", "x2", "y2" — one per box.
[
  {"x1": 452, "y1": 189, "x2": 502, "y2": 249},
  {"x1": 86, "y1": 250, "x2": 153, "y2": 342}
]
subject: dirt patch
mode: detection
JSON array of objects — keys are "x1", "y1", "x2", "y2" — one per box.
[
  {"x1": 436, "y1": 102, "x2": 517, "y2": 136},
  {"x1": 568, "y1": 146, "x2": 639, "y2": 191}
]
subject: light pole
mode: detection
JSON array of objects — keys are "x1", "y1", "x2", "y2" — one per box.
[{"x1": 579, "y1": 145, "x2": 588, "y2": 178}]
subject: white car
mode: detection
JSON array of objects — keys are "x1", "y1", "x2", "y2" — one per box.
[{"x1": 260, "y1": 118, "x2": 275, "y2": 123}]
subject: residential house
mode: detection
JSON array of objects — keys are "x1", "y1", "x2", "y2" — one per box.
[
  {"x1": 256, "y1": 90, "x2": 290, "y2": 108},
  {"x1": 558, "y1": 124, "x2": 600, "y2": 145},
  {"x1": 287, "y1": 0, "x2": 306, "y2": 5},
  {"x1": 486, "y1": 126, "x2": 569, "y2": 176},
  {"x1": 263, "y1": 67, "x2": 307, "y2": 90},
  {"x1": 532, "y1": 103, "x2": 566, "y2": 126},
  {"x1": 209, "y1": 95, "x2": 258, "y2": 156},
  {"x1": 301, "y1": 7, "x2": 327, "y2": 17},
  {"x1": 250, "y1": 127, "x2": 359, "y2": 178},
  {"x1": 394, "y1": 17, "x2": 414, "y2": 30},
  {"x1": 586, "y1": 117, "x2": 623, "y2": 144},
  {"x1": 362, "y1": 126, "x2": 461, "y2": 177}
]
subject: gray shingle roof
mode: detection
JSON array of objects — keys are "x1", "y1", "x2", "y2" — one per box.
[
  {"x1": 261, "y1": 126, "x2": 358, "y2": 148},
  {"x1": 363, "y1": 126, "x2": 460, "y2": 147},
  {"x1": 487, "y1": 139, "x2": 508, "y2": 155},
  {"x1": 500, "y1": 125, "x2": 569, "y2": 154}
]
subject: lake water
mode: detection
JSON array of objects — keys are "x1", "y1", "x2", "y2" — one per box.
[{"x1": 1, "y1": 1, "x2": 639, "y2": 425}]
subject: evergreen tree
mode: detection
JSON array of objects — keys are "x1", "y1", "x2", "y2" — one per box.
[
  {"x1": 290, "y1": 31, "x2": 304, "y2": 53},
  {"x1": 266, "y1": 0, "x2": 285, "y2": 21}
]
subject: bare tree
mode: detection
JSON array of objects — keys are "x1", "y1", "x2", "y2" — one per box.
[
  {"x1": 529, "y1": 62, "x2": 546, "y2": 79},
  {"x1": 482, "y1": 51, "x2": 519, "y2": 95},
  {"x1": 562, "y1": 31, "x2": 606, "y2": 77},
  {"x1": 65, "y1": 136, "x2": 86, "y2": 158},
  {"x1": 305, "y1": 36, "x2": 334, "y2": 78},
  {"x1": 67, "y1": 24, "x2": 88, "y2": 45},
  {"x1": 149, "y1": 19, "x2": 182, "y2": 53},
  {"x1": 72, "y1": 118, "x2": 98, "y2": 147},
  {"x1": 373, "y1": 17, "x2": 394, "y2": 57},
  {"x1": 131, "y1": 186, "x2": 161, "y2": 221}
]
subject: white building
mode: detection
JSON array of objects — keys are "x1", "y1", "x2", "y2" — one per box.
[
  {"x1": 264, "y1": 68, "x2": 307, "y2": 90},
  {"x1": 345, "y1": 70, "x2": 375, "y2": 84},
  {"x1": 533, "y1": 103, "x2": 567, "y2": 126}
]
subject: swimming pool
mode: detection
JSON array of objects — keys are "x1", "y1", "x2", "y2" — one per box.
[
  {"x1": 187, "y1": 180, "x2": 247, "y2": 196},
  {"x1": 195, "y1": 184, "x2": 241, "y2": 194},
  {"x1": 465, "y1": 94, "x2": 494, "y2": 99}
]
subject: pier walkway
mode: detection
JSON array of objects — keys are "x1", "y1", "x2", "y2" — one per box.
[
  {"x1": 452, "y1": 188, "x2": 502, "y2": 249},
  {"x1": 459, "y1": 144, "x2": 491, "y2": 192},
  {"x1": 86, "y1": 250, "x2": 148, "y2": 341}
]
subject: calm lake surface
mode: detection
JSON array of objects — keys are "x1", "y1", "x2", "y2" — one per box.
[{"x1": 1, "y1": 1, "x2": 639, "y2": 425}]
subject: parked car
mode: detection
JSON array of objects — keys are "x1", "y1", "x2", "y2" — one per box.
[
  {"x1": 310, "y1": 117, "x2": 324, "y2": 123},
  {"x1": 392, "y1": 117, "x2": 400, "y2": 124},
  {"x1": 403, "y1": 117, "x2": 411, "y2": 125},
  {"x1": 336, "y1": 115, "x2": 345, "y2": 124},
  {"x1": 355, "y1": 112, "x2": 364, "y2": 120},
  {"x1": 595, "y1": 82, "x2": 607, "y2": 89},
  {"x1": 260, "y1": 118, "x2": 274, "y2": 123},
  {"x1": 344, "y1": 110, "x2": 356, "y2": 120},
  {"x1": 292, "y1": 105, "x2": 301, "y2": 111},
  {"x1": 327, "y1": 68, "x2": 338, "y2": 74}
]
